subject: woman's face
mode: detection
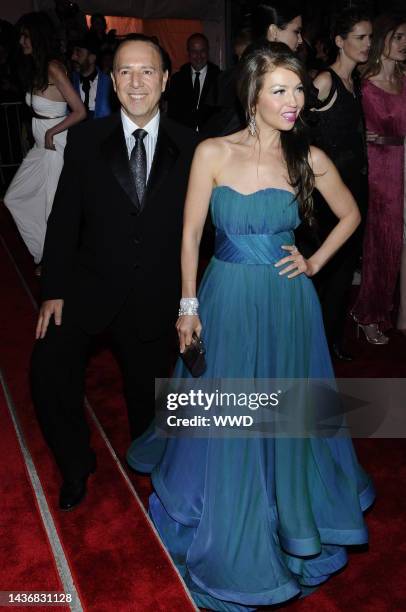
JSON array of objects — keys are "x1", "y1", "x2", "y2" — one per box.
[
  {"x1": 336, "y1": 21, "x2": 372, "y2": 64},
  {"x1": 384, "y1": 24, "x2": 406, "y2": 62},
  {"x1": 255, "y1": 66, "x2": 304, "y2": 132},
  {"x1": 19, "y1": 29, "x2": 32, "y2": 55},
  {"x1": 267, "y1": 16, "x2": 303, "y2": 52}
]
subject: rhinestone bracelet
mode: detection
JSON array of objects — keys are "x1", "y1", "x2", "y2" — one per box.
[{"x1": 179, "y1": 297, "x2": 199, "y2": 316}]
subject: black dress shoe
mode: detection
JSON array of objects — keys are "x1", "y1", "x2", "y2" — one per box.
[
  {"x1": 331, "y1": 343, "x2": 353, "y2": 362},
  {"x1": 59, "y1": 455, "x2": 97, "y2": 511}
]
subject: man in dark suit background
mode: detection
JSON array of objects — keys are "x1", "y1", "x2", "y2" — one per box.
[
  {"x1": 167, "y1": 32, "x2": 220, "y2": 132},
  {"x1": 31, "y1": 35, "x2": 198, "y2": 511}
]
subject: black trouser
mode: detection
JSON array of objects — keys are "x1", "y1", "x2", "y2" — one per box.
[
  {"x1": 297, "y1": 220, "x2": 360, "y2": 346},
  {"x1": 316, "y1": 172, "x2": 367, "y2": 346},
  {"x1": 314, "y1": 238, "x2": 358, "y2": 345},
  {"x1": 296, "y1": 169, "x2": 367, "y2": 347},
  {"x1": 31, "y1": 289, "x2": 174, "y2": 481}
]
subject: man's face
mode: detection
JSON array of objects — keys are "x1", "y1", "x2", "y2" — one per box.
[
  {"x1": 111, "y1": 41, "x2": 168, "y2": 127},
  {"x1": 71, "y1": 46, "x2": 94, "y2": 73},
  {"x1": 188, "y1": 37, "x2": 209, "y2": 71}
]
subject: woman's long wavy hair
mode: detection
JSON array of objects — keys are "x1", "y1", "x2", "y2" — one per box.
[
  {"x1": 16, "y1": 11, "x2": 59, "y2": 93},
  {"x1": 237, "y1": 41, "x2": 314, "y2": 222},
  {"x1": 251, "y1": 1, "x2": 302, "y2": 41},
  {"x1": 361, "y1": 13, "x2": 406, "y2": 82}
]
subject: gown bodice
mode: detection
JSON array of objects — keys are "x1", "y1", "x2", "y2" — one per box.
[
  {"x1": 25, "y1": 93, "x2": 67, "y2": 150},
  {"x1": 211, "y1": 186, "x2": 301, "y2": 265},
  {"x1": 362, "y1": 78, "x2": 406, "y2": 137},
  {"x1": 26, "y1": 93, "x2": 68, "y2": 118}
]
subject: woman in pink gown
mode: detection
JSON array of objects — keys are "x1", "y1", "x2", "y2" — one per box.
[{"x1": 351, "y1": 14, "x2": 406, "y2": 342}]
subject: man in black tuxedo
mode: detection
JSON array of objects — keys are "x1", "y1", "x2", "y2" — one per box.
[
  {"x1": 31, "y1": 36, "x2": 198, "y2": 511},
  {"x1": 167, "y1": 32, "x2": 220, "y2": 132}
]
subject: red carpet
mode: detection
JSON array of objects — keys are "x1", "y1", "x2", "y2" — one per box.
[
  {"x1": 0, "y1": 381, "x2": 67, "y2": 609},
  {"x1": 1, "y1": 201, "x2": 406, "y2": 610},
  {"x1": 0, "y1": 203, "x2": 196, "y2": 610}
]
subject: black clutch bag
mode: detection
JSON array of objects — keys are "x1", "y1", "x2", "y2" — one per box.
[{"x1": 180, "y1": 334, "x2": 207, "y2": 377}]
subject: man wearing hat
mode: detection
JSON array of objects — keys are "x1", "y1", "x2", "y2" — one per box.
[{"x1": 71, "y1": 35, "x2": 112, "y2": 119}]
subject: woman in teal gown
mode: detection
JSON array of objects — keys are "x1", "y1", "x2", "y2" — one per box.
[{"x1": 127, "y1": 42, "x2": 375, "y2": 611}]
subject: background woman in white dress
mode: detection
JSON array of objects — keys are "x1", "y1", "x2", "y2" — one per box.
[{"x1": 4, "y1": 12, "x2": 86, "y2": 273}]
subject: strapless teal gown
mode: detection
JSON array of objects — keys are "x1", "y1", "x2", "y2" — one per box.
[{"x1": 128, "y1": 187, "x2": 375, "y2": 611}]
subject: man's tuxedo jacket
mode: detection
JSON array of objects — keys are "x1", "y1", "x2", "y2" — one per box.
[
  {"x1": 72, "y1": 68, "x2": 112, "y2": 119},
  {"x1": 41, "y1": 112, "x2": 199, "y2": 339},
  {"x1": 167, "y1": 62, "x2": 220, "y2": 131}
]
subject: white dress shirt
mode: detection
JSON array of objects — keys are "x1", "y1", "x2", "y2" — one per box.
[
  {"x1": 121, "y1": 109, "x2": 160, "y2": 180},
  {"x1": 79, "y1": 73, "x2": 98, "y2": 111},
  {"x1": 191, "y1": 64, "x2": 208, "y2": 107}
]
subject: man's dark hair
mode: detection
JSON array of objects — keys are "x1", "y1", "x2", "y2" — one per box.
[
  {"x1": 74, "y1": 33, "x2": 100, "y2": 56},
  {"x1": 186, "y1": 32, "x2": 209, "y2": 50},
  {"x1": 114, "y1": 33, "x2": 169, "y2": 72}
]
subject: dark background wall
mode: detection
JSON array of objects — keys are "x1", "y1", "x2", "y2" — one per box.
[{"x1": 229, "y1": 0, "x2": 406, "y2": 33}]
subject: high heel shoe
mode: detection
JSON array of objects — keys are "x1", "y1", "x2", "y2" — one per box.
[
  {"x1": 350, "y1": 310, "x2": 360, "y2": 323},
  {"x1": 356, "y1": 323, "x2": 389, "y2": 345},
  {"x1": 330, "y1": 342, "x2": 354, "y2": 361}
]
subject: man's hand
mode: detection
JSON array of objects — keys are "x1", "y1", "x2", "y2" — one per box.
[{"x1": 36, "y1": 299, "x2": 64, "y2": 339}]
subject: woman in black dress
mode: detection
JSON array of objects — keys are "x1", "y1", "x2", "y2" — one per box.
[{"x1": 308, "y1": 7, "x2": 373, "y2": 359}]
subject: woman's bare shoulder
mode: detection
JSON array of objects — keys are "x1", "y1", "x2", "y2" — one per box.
[
  {"x1": 195, "y1": 133, "x2": 243, "y2": 159},
  {"x1": 313, "y1": 70, "x2": 333, "y2": 100},
  {"x1": 48, "y1": 59, "x2": 67, "y2": 79}
]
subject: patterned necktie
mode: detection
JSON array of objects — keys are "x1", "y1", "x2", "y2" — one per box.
[
  {"x1": 193, "y1": 71, "x2": 201, "y2": 109},
  {"x1": 130, "y1": 128, "x2": 147, "y2": 206}
]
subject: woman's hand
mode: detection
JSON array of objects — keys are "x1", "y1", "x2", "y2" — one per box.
[
  {"x1": 45, "y1": 129, "x2": 56, "y2": 150},
  {"x1": 275, "y1": 245, "x2": 318, "y2": 278},
  {"x1": 176, "y1": 315, "x2": 202, "y2": 353},
  {"x1": 366, "y1": 130, "x2": 378, "y2": 143}
]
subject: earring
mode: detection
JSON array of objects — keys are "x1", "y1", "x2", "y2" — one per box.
[{"x1": 248, "y1": 115, "x2": 257, "y2": 136}]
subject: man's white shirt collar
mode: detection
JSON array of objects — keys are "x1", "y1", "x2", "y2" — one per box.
[
  {"x1": 121, "y1": 109, "x2": 160, "y2": 140},
  {"x1": 191, "y1": 64, "x2": 208, "y2": 78}
]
